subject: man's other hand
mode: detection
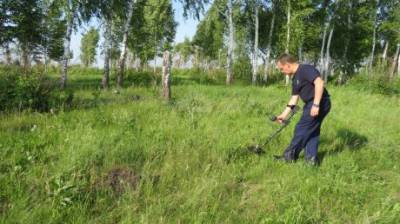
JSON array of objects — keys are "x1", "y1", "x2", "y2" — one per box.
[{"x1": 310, "y1": 106, "x2": 319, "y2": 117}]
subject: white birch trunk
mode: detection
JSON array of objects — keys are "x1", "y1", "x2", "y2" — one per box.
[
  {"x1": 162, "y1": 51, "x2": 172, "y2": 100},
  {"x1": 154, "y1": 57, "x2": 157, "y2": 74},
  {"x1": 61, "y1": 0, "x2": 74, "y2": 89},
  {"x1": 102, "y1": 19, "x2": 112, "y2": 89},
  {"x1": 218, "y1": 49, "x2": 222, "y2": 69},
  {"x1": 324, "y1": 28, "x2": 334, "y2": 83},
  {"x1": 285, "y1": 0, "x2": 291, "y2": 85},
  {"x1": 226, "y1": 0, "x2": 234, "y2": 85},
  {"x1": 390, "y1": 44, "x2": 400, "y2": 79},
  {"x1": 44, "y1": 45, "x2": 48, "y2": 73},
  {"x1": 382, "y1": 41, "x2": 388, "y2": 60},
  {"x1": 320, "y1": 16, "x2": 330, "y2": 77},
  {"x1": 117, "y1": 0, "x2": 136, "y2": 88},
  {"x1": 369, "y1": 0, "x2": 380, "y2": 73},
  {"x1": 397, "y1": 46, "x2": 400, "y2": 76},
  {"x1": 154, "y1": 32, "x2": 158, "y2": 73},
  {"x1": 285, "y1": 0, "x2": 290, "y2": 54},
  {"x1": 263, "y1": 9, "x2": 275, "y2": 83},
  {"x1": 252, "y1": 6, "x2": 259, "y2": 85}
]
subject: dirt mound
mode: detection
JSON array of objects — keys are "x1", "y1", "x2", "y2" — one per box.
[{"x1": 105, "y1": 167, "x2": 140, "y2": 194}]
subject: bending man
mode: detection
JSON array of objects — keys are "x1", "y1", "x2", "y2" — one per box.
[{"x1": 274, "y1": 54, "x2": 331, "y2": 165}]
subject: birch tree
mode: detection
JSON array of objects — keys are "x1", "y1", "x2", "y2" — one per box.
[
  {"x1": 226, "y1": 0, "x2": 235, "y2": 85},
  {"x1": 59, "y1": 0, "x2": 95, "y2": 89},
  {"x1": 251, "y1": 3, "x2": 259, "y2": 85},
  {"x1": 80, "y1": 27, "x2": 99, "y2": 67},
  {"x1": 116, "y1": 0, "x2": 135, "y2": 88},
  {"x1": 263, "y1": 2, "x2": 275, "y2": 83}
]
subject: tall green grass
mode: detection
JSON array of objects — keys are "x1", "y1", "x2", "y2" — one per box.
[{"x1": 0, "y1": 68, "x2": 399, "y2": 223}]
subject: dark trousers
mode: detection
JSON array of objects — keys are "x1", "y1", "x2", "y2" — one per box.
[{"x1": 284, "y1": 98, "x2": 331, "y2": 162}]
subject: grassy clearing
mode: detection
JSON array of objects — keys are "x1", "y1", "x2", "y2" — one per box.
[{"x1": 1, "y1": 69, "x2": 400, "y2": 223}]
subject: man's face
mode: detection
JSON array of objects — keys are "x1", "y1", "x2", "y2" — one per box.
[{"x1": 277, "y1": 61, "x2": 292, "y2": 75}]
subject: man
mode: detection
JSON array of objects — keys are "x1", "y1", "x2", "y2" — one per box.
[{"x1": 274, "y1": 53, "x2": 331, "y2": 165}]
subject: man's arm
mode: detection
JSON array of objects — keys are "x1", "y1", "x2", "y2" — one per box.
[
  {"x1": 310, "y1": 77, "x2": 324, "y2": 117},
  {"x1": 277, "y1": 95, "x2": 299, "y2": 123},
  {"x1": 313, "y1": 77, "x2": 324, "y2": 105}
]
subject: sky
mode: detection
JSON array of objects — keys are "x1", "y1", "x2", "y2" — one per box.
[{"x1": 69, "y1": 1, "x2": 207, "y2": 67}]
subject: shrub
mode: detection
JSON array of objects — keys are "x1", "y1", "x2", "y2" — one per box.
[
  {"x1": 0, "y1": 67, "x2": 74, "y2": 112},
  {"x1": 347, "y1": 73, "x2": 400, "y2": 96}
]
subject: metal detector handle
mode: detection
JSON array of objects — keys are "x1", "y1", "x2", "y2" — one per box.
[
  {"x1": 269, "y1": 115, "x2": 289, "y2": 125},
  {"x1": 260, "y1": 105, "x2": 301, "y2": 148},
  {"x1": 270, "y1": 105, "x2": 300, "y2": 125}
]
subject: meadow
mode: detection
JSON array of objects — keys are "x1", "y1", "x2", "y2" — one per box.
[{"x1": 1, "y1": 67, "x2": 400, "y2": 223}]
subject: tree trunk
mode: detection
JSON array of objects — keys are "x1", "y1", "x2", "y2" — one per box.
[
  {"x1": 117, "y1": 0, "x2": 135, "y2": 88},
  {"x1": 320, "y1": 15, "x2": 330, "y2": 78},
  {"x1": 339, "y1": 43, "x2": 349, "y2": 85},
  {"x1": 226, "y1": 0, "x2": 234, "y2": 85},
  {"x1": 285, "y1": 0, "x2": 290, "y2": 54},
  {"x1": 218, "y1": 49, "x2": 222, "y2": 69},
  {"x1": 162, "y1": 51, "x2": 172, "y2": 100},
  {"x1": 390, "y1": 44, "x2": 399, "y2": 79},
  {"x1": 194, "y1": 46, "x2": 199, "y2": 69},
  {"x1": 298, "y1": 41, "x2": 303, "y2": 62},
  {"x1": 21, "y1": 45, "x2": 31, "y2": 69},
  {"x1": 252, "y1": 6, "x2": 259, "y2": 85},
  {"x1": 264, "y1": 8, "x2": 275, "y2": 83},
  {"x1": 102, "y1": 19, "x2": 112, "y2": 89},
  {"x1": 397, "y1": 50, "x2": 400, "y2": 76},
  {"x1": 369, "y1": 0, "x2": 380, "y2": 73},
  {"x1": 382, "y1": 41, "x2": 388, "y2": 60},
  {"x1": 324, "y1": 28, "x2": 334, "y2": 83},
  {"x1": 285, "y1": 0, "x2": 291, "y2": 85},
  {"x1": 154, "y1": 56, "x2": 157, "y2": 74},
  {"x1": 44, "y1": 45, "x2": 48, "y2": 73},
  {"x1": 153, "y1": 30, "x2": 158, "y2": 73},
  {"x1": 339, "y1": 1, "x2": 352, "y2": 85},
  {"x1": 61, "y1": 0, "x2": 75, "y2": 89},
  {"x1": 5, "y1": 44, "x2": 12, "y2": 64}
]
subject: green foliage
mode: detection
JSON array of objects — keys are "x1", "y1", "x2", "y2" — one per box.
[
  {"x1": 0, "y1": 67, "x2": 74, "y2": 112},
  {"x1": 2, "y1": 0, "x2": 44, "y2": 64},
  {"x1": 128, "y1": 0, "x2": 177, "y2": 64},
  {"x1": 173, "y1": 68, "x2": 226, "y2": 85},
  {"x1": 178, "y1": 0, "x2": 210, "y2": 19},
  {"x1": 174, "y1": 37, "x2": 194, "y2": 66},
  {"x1": 380, "y1": 1, "x2": 400, "y2": 53},
  {"x1": 347, "y1": 72, "x2": 400, "y2": 96},
  {"x1": 192, "y1": 3, "x2": 224, "y2": 60},
  {"x1": 233, "y1": 55, "x2": 252, "y2": 80},
  {"x1": 80, "y1": 27, "x2": 100, "y2": 67}
]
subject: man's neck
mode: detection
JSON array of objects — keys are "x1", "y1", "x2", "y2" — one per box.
[{"x1": 292, "y1": 63, "x2": 300, "y2": 75}]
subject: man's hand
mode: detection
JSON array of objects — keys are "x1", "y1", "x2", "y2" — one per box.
[
  {"x1": 310, "y1": 105, "x2": 319, "y2": 117},
  {"x1": 276, "y1": 114, "x2": 286, "y2": 124}
]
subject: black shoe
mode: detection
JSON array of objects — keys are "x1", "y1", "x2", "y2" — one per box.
[{"x1": 305, "y1": 157, "x2": 319, "y2": 166}]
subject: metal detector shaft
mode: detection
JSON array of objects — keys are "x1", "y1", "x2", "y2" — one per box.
[{"x1": 260, "y1": 106, "x2": 300, "y2": 147}]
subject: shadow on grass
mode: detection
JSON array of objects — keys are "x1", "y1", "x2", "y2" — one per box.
[{"x1": 318, "y1": 128, "x2": 368, "y2": 165}]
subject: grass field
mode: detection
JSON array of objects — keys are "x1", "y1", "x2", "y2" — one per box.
[{"x1": 1, "y1": 69, "x2": 400, "y2": 223}]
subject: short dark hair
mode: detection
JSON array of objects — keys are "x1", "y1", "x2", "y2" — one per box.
[{"x1": 277, "y1": 53, "x2": 298, "y2": 64}]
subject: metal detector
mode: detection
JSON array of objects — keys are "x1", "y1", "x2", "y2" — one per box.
[{"x1": 246, "y1": 105, "x2": 300, "y2": 154}]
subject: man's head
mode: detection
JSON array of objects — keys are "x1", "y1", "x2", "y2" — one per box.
[{"x1": 276, "y1": 54, "x2": 299, "y2": 75}]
